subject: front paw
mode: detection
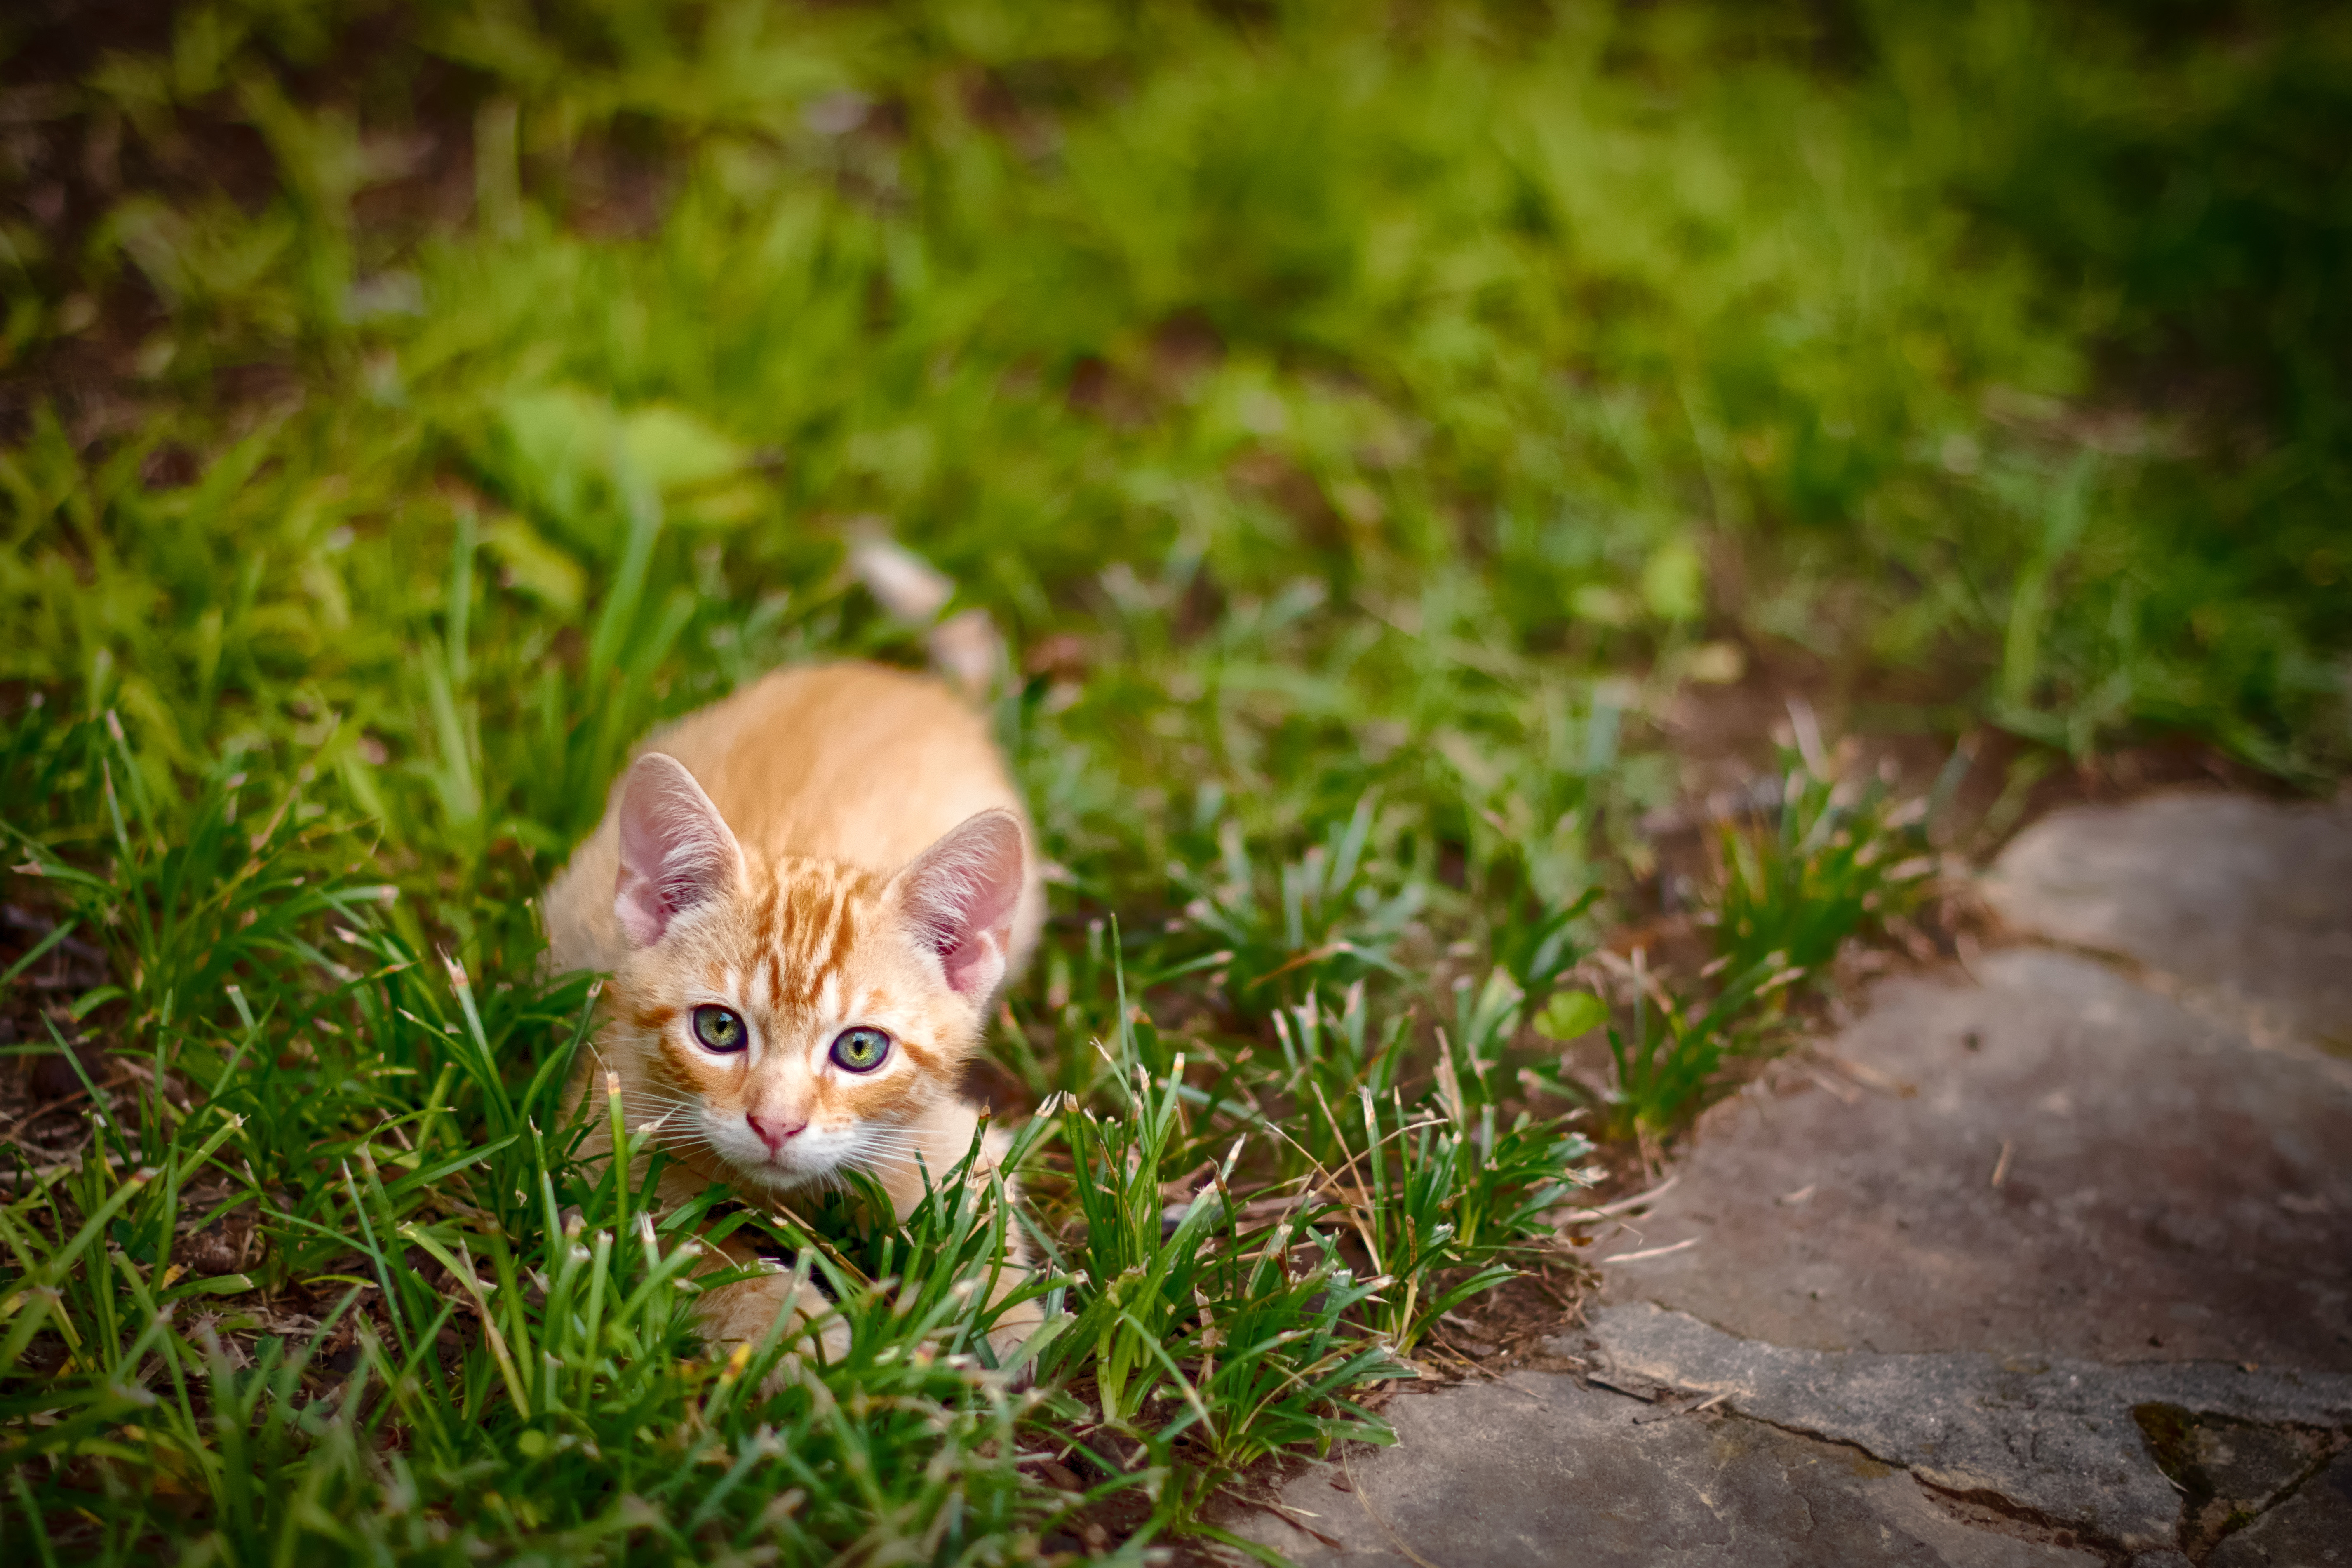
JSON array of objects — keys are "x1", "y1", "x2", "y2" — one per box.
[{"x1": 700, "y1": 1267, "x2": 848, "y2": 1364}]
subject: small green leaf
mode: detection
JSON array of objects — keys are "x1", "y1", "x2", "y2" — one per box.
[
  {"x1": 619, "y1": 404, "x2": 745, "y2": 494},
  {"x1": 490, "y1": 385, "x2": 614, "y2": 543},
  {"x1": 69, "y1": 985, "x2": 128, "y2": 1021},
  {"x1": 1533, "y1": 991, "x2": 1609, "y2": 1041},
  {"x1": 483, "y1": 515, "x2": 585, "y2": 614},
  {"x1": 1640, "y1": 540, "x2": 1706, "y2": 623}
]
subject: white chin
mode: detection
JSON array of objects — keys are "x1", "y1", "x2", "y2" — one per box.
[{"x1": 737, "y1": 1155, "x2": 823, "y2": 1191}]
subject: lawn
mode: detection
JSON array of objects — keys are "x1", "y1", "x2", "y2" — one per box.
[{"x1": 2, "y1": 1, "x2": 2347, "y2": 1561}]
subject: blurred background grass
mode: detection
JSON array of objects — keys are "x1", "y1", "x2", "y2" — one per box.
[
  {"x1": 5, "y1": 0, "x2": 2347, "y2": 846},
  {"x1": 2, "y1": 0, "x2": 2348, "y2": 1560}
]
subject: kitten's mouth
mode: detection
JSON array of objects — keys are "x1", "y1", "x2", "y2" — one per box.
[{"x1": 734, "y1": 1147, "x2": 831, "y2": 1189}]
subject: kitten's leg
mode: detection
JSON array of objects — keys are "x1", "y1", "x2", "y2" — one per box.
[
  {"x1": 888, "y1": 1101, "x2": 1048, "y2": 1382},
  {"x1": 977, "y1": 1193, "x2": 1046, "y2": 1383},
  {"x1": 694, "y1": 1265, "x2": 849, "y2": 1395}
]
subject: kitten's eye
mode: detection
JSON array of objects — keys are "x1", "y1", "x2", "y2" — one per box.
[
  {"x1": 691, "y1": 1005, "x2": 747, "y2": 1053},
  {"x1": 830, "y1": 1026, "x2": 891, "y2": 1073}
]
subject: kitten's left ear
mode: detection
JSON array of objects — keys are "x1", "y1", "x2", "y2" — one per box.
[{"x1": 888, "y1": 809, "x2": 1027, "y2": 1002}]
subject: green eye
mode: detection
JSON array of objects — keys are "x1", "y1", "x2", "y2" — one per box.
[
  {"x1": 830, "y1": 1026, "x2": 891, "y2": 1073},
  {"x1": 691, "y1": 1005, "x2": 747, "y2": 1053}
]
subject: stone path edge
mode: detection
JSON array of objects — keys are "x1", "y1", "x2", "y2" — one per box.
[{"x1": 1585, "y1": 1301, "x2": 2352, "y2": 1552}]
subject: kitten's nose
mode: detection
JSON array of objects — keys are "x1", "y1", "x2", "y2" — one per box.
[{"x1": 746, "y1": 1110, "x2": 805, "y2": 1153}]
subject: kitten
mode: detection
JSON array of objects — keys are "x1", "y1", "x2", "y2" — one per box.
[{"x1": 543, "y1": 661, "x2": 1047, "y2": 1371}]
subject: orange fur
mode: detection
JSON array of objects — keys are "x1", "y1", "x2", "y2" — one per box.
[{"x1": 543, "y1": 662, "x2": 1046, "y2": 1371}]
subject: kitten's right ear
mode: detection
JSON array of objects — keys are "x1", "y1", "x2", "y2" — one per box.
[{"x1": 613, "y1": 753, "x2": 743, "y2": 948}]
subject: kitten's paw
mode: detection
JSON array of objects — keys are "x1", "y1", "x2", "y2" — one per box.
[
  {"x1": 739, "y1": 1308, "x2": 854, "y2": 1401},
  {"x1": 698, "y1": 1265, "x2": 848, "y2": 1375}
]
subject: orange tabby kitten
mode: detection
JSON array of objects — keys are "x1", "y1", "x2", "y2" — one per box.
[{"x1": 543, "y1": 662, "x2": 1046, "y2": 1369}]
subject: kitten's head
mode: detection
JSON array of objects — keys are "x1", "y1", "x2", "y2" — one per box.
[{"x1": 600, "y1": 752, "x2": 1025, "y2": 1194}]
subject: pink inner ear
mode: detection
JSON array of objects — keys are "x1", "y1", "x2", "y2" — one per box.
[
  {"x1": 939, "y1": 924, "x2": 1005, "y2": 997},
  {"x1": 613, "y1": 754, "x2": 741, "y2": 947},
  {"x1": 894, "y1": 810, "x2": 1026, "y2": 999}
]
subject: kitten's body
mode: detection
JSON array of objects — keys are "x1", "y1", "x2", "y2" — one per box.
[{"x1": 544, "y1": 662, "x2": 1045, "y2": 1364}]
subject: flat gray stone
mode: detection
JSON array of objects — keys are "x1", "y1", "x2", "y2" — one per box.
[
  {"x1": 1588, "y1": 1302, "x2": 2352, "y2": 1550},
  {"x1": 1595, "y1": 948, "x2": 2352, "y2": 1369},
  {"x1": 2207, "y1": 1450, "x2": 2352, "y2": 1567},
  {"x1": 1982, "y1": 792, "x2": 2352, "y2": 1051},
  {"x1": 1227, "y1": 1373, "x2": 2103, "y2": 1567},
  {"x1": 1229, "y1": 796, "x2": 2352, "y2": 1563}
]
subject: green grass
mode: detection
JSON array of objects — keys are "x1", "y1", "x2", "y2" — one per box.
[
  {"x1": 1709, "y1": 760, "x2": 1938, "y2": 984},
  {"x1": 3, "y1": 0, "x2": 2348, "y2": 1561}
]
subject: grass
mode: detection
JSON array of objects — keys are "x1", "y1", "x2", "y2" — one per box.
[
  {"x1": 1709, "y1": 759, "x2": 1938, "y2": 983},
  {"x1": 2, "y1": 0, "x2": 2348, "y2": 1561}
]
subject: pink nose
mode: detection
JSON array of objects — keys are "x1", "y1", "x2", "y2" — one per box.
[{"x1": 746, "y1": 1111, "x2": 804, "y2": 1152}]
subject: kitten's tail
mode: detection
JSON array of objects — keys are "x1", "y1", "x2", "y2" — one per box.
[{"x1": 847, "y1": 531, "x2": 1005, "y2": 699}]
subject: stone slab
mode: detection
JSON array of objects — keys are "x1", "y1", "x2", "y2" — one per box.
[
  {"x1": 2206, "y1": 1450, "x2": 2352, "y2": 1568},
  {"x1": 1588, "y1": 1302, "x2": 2352, "y2": 1551},
  {"x1": 1595, "y1": 948, "x2": 2352, "y2": 1369},
  {"x1": 1981, "y1": 792, "x2": 2352, "y2": 1051},
  {"x1": 1230, "y1": 795, "x2": 2352, "y2": 1564},
  {"x1": 1228, "y1": 1373, "x2": 2103, "y2": 1568}
]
